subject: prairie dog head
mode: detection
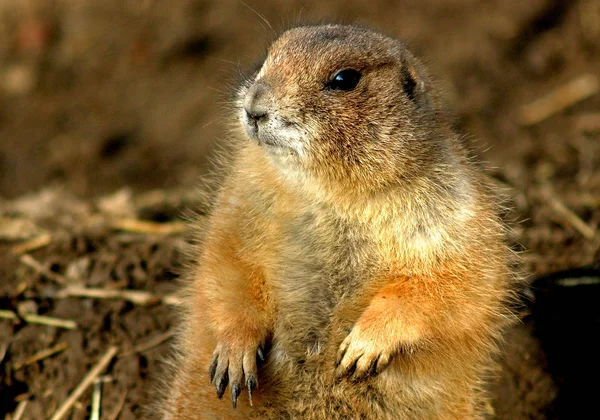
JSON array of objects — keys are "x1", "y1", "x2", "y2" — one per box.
[{"x1": 238, "y1": 25, "x2": 449, "y2": 194}]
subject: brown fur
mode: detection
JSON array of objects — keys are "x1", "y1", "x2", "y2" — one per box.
[{"x1": 159, "y1": 24, "x2": 518, "y2": 419}]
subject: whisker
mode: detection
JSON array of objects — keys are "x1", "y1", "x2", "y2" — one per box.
[{"x1": 239, "y1": 0, "x2": 275, "y2": 34}]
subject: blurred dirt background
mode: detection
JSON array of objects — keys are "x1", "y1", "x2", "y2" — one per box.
[{"x1": 1, "y1": 0, "x2": 599, "y2": 419}]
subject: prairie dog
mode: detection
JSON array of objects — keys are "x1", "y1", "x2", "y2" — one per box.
[{"x1": 160, "y1": 24, "x2": 516, "y2": 419}]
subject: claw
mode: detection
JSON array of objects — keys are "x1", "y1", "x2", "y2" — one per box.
[
  {"x1": 335, "y1": 346, "x2": 347, "y2": 367},
  {"x1": 209, "y1": 354, "x2": 218, "y2": 382},
  {"x1": 215, "y1": 371, "x2": 228, "y2": 399},
  {"x1": 351, "y1": 361, "x2": 369, "y2": 382},
  {"x1": 335, "y1": 352, "x2": 359, "y2": 379},
  {"x1": 209, "y1": 343, "x2": 265, "y2": 406},
  {"x1": 346, "y1": 359, "x2": 358, "y2": 378},
  {"x1": 246, "y1": 376, "x2": 257, "y2": 406},
  {"x1": 369, "y1": 355, "x2": 380, "y2": 376},
  {"x1": 231, "y1": 383, "x2": 241, "y2": 409}
]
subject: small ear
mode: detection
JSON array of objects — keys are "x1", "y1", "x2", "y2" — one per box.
[{"x1": 400, "y1": 55, "x2": 434, "y2": 110}]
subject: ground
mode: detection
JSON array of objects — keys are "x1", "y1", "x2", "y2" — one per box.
[{"x1": 1, "y1": 1, "x2": 599, "y2": 419}]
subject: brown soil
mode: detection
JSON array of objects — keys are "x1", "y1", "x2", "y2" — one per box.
[{"x1": 1, "y1": 1, "x2": 599, "y2": 419}]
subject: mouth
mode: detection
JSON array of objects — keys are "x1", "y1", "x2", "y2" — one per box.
[
  {"x1": 243, "y1": 118, "x2": 282, "y2": 146},
  {"x1": 241, "y1": 113, "x2": 303, "y2": 157},
  {"x1": 256, "y1": 134, "x2": 291, "y2": 154},
  {"x1": 254, "y1": 132, "x2": 298, "y2": 156},
  {"x1": 244, "y1": 119, "x2": 259, "y2": 140}
]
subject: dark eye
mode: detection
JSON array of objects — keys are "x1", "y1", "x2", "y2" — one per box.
[{"x1": 326, "y1": 69, "x2": 361, "y2": 91}]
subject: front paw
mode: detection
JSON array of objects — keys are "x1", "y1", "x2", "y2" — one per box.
[
  {"x1": 209, "y1": 341, "x2": 264, "y2": 408},
  {"x1": 335, "y1": 326, "x2": 393, "y2": 381}
]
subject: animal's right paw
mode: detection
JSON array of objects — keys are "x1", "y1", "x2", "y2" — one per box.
[{"x1": 209, "y1": 341, "x2": 264, "y2": 409}]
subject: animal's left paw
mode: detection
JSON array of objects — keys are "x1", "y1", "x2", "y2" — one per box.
[{"x1": 335, "y1": 325, "x2": 393, "y2": 380}]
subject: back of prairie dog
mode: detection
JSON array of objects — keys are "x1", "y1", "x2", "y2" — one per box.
[{"x1": 160, "y1": 24, "x2": 516, "y2": 419}]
